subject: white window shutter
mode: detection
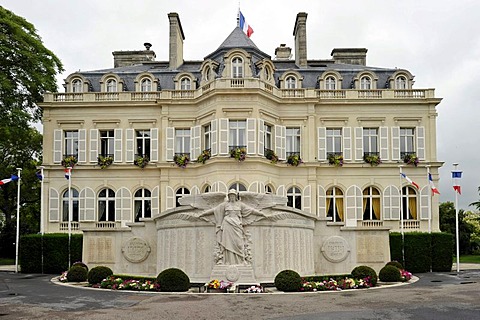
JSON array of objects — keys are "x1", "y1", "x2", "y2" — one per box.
[
  {"x1": 212, "y1": 181, "x2": 228, "y2": 193},
  {"x1": 210, "y1": 119, "x2": 218, "y2": 156},
  {"x1": 246, "y1": 118, "x2": 256, "y2": 155},
  {"x1": 275, "y1": 125, "x2": 286, "y2": 160},
  {"x1": 151, "y1": 186, "x2": 160, "y2": 216},
  {"x1": 114, "y1": 128, "x2": 122, "y2": 163},
  {"x1": 420, "y1": 186, "x2": 429, "y2": 220},
  {"x1": 383, "y1": 185, "x2": 400, "y2": 220},
  {"x1": 219, "y1": 118, "x2": 229, "y2": 156},
  {"x1": 380, "y1": 126, "x2": 389, "y2": 161},
  {"x1": 166, "y1": 186, "x2": 175, "y2": 210},
  {"x1": 317, "y1": 127, "x2": 326, "y2": 161},
  {"x1": 345, "y1": 185, "x2": 361, "y2": 226},
  {"x1": 90, "y1": 129, "x2": 98, "y2": 163},
  {"x1": 191, "y1": 125, "x2": 201, "y2": 160},
  {"x1": 302, "y1": 185, "x2": 311, "y2": 214},
  {"x1": 126, "y1": 128, "x2": 135, "y2": 163},
  {"x1": 257, "y1": 119, "x2": 264, "y2": 156},
  {"x1": 343, "y1": 127, "x2": 352, "y2": 161},
  {"x1": 78, "y1": 129, "x2": 87, "y2": 163},
  {"x1": 115, "y1": 187, "x2": 132, "y2": 222},
  {"x1": 165, "y1": 127, "x2": 174, "y2": 161},
  {"x1": 150, "y1": 128, "x2": 158, "y2": 162},
  {"x1": 79, "y1": 187, "x2": 95, "y2": 221},
  {"x1": 48, "y1": 188, "x2": 59, "y2": 222},
  {"x1": 391, "y1": 127, "x2": 400, "y2": 161},
  {"x1": 416, "y1": 126, "x2": 425, "y2": 160},
  {"x1": 317, "y1": 185, "x2": 326, "y2": 218},
  {"x1": 354, "y1": 127, "x2": 363, "y2": 161},
  {"x1": 53, "y1": 129, "x2": 62, "y2": 163},
  {"x1": 276, "y1": 185, "x2": 286, "y2": 197}
]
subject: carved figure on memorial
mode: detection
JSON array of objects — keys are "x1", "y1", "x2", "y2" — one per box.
[{"x1": 179, "y1": 189, "x2": 285, "y2": 265}]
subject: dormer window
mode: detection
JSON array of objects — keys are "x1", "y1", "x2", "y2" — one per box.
[
  {"x1": 395, "y1": 76, "x2": 407, "y2": 89},
  {"x1": 141, "y1": 78, "x2": 152, "y2": 92},
  {"x1": 106, "y1": 79, "x2": 117, "y2": 92},
  {"x1": 325, "y1": 76, "x2": 336, "y2": 90},
  {"x1": 232, "y1": 57, "x2": 243, "y2": 78},
  {"x1": 360, "y1": 76, "x2": 372, "y2": 90},
  {"x1": 180, "y1": 78, "x2": 191, "y2": 90},
  {"x1": 72, "y1": 79, "x2": 82, "y2": 93},
  {"x1": 286, "y1": 76, "x2": 297, "y2": 89}
]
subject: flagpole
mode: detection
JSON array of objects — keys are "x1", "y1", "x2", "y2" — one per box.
[
  {"x1": 39, "y1": 166, "x2": 45, "y2": 235},
  {"x1": 426, "y1": 165, "x2": 432, "y2": 233},
  {"x1": 453, "y1": 163, "x2": 460, "y2": 273},
  {"x1": 399, "y1": 165, "x2": 405, "y2": 266},
  {"x1": 68, "y1": 166, "x2": 72, "y2": 268},
  {"x1": 15, "y1": 168, "x2": 22, "y2": 273}
]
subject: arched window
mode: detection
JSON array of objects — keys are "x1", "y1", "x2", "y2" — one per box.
[
  {"x1": 402, "y1": 186, "x2": 417, "y2": 220},
  {"x1": 62, "y1": 189, "x2": 79, "y2": 222},
  {"x1": 229, "y1": 182, "x2": 247, "y2": 192},
  {"x1": 360, "y1": 76, "x2": 372, "y2": 90},
  {"x1": 264, "y1": 66, "x2": 272, "y2": 81},
  {"x1": 134, "y1": 189, "x2": 151, "y2": 222},
  {"x1": 180, "y1": 77, "x2": 191, "y2": 90},
  {"x1": 286, "y1": 76, "x2": 297, "y2": 89},
  {"x1": 72, "y1": 79, "x2": 82, "y2": 93},
  {"x1": 325, "y1": 76, "x2": 336, "y2": 90},
  {"x1": 98, "y1": 188, "x2": 115, "y2": 221},
  {"x1": 141, "y1": 78, "x2": 152, "y2": 92},
  {"x1": 395, "y1": 76, "x2": 407, "y2": 89},
  {"x1": 176, "y1": 187, "x2": 190, "y2": 207},
  {"x1": 232, "y1": 57, "x2": 243, "y2": 78},
  {"x1": 287, "y1": 187, "x2": 301, "y2": 209},
  {"x1": 326, "y1": 187, "x2": 343, "y2": 222},
  {"x1": 265, "y1": 185, "x2": 274, "y2": 194},
  {"x1": 203, "y1": 185, "x2": 211, "y2": 193},
  {"x1": 106, "y1": 79, "x2": 117, "y2": 92},
  {"x1": 204, "y1": 66, "x2": 211, "y2": 82},
  {"x1": 363, "y1": 186, "x2": 381, "y2": 220}
]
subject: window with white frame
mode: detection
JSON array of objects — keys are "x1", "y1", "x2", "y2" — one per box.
[
  {"x1": 62, "y1": 189, "x2": 79, "y2": 222},
  {"x1": 286, "y1": 127, "x2": 300, "y2": 157},
  {"x1": 72, "y1": 79, "x2": 82, "y2": 93},
  {"x1": 326, "y1": 187, "x2": 343, "y2": 222},
  {"x1": 265, "y1": 185, "x2": 274, "y2": 194},
  {"x1": 363, "y1": 128, "x2": 378, "y2": 156},
  {"x1": 64, "y1": 130, "x2": 78, "y2": 158},
  {"x1": 203, "y1": 185, "x2": 211, "y2": 193},
  {"x1": 141, "y1": 78, "x2": 152, "y2": 92},
  {"x1": 401, "y1": 186, "x2": 417, "y2": 220},
  {"x1": 98, "y1": 188, "x2": 115, "y2": 221},
  {"x1": 286, "y1": 76, "x2": 297, "y2": 89},
  {"x1": 180, "y1": 77, "x2": 191, "y2": 90},
  {"x1": 232, "y1": 57, "x2": 243, "y2": 78},
  {"x1": 229, "y1": 182, "x2": 246, "y2": 192},
  {"x1": 134, "y1": 188, "x2": 151, "y2": 222},
  {"x1": 360, "y1": 76, "x2": 372, "y2": 89},
  {"x1": 264, "y1": 123, "x2": 273, "y2": 154},
  {"x1": 176, "y1": 187, "x2": 190, "y2": 207},
  {"x1": 326, "y1": 128, "x2": 342, "y2": 156},
  {"x1": 136, "y1": 130, "x2": 151, "y2": 158},
  {"x1": 395, "y1": 76, "x2": 407, "y2": 89},
  {"x1": 100, "y1": 130, "x2": 114, "y2": 157},
  {"x1": 400, "y1": 128, "x2": 415, "y2": 158},
  {"x1": 229, "y1": 120, "x2": 246, "y2": 150},
  {"x1": 175, "y1": 129, "x2": 191, "y2": 156},
  {"x1": 362, "y1": 186, "x2": 381, "y2": 220},
  {"x1": 106, "y1": 79, "x2": 117, "y2": 92},
  {"x1": 287, "y1": 187, "x2": 301, "y2": 210},
  {"x1": 204, "y1": 123, "x2": 212, "y2": 151},
  {"x1": 325, "y1": 76, "x2": 336, "y2": 90},
  {"x1": 264, "y1": 66, "x2": 272, "y2": 81}
]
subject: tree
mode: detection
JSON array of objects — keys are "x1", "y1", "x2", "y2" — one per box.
[
  {"x1": 469, "y1": 187, "x2": 480, "y2": 211},
  {"x1": 0, "y1": 7, "x2": 63, "y2": 258},
  {"x1": 439, "y1": 202, "x2": 474, "y2": 255}
]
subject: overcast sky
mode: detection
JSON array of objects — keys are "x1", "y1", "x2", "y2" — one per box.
[{"x1": 3, "y1": 0, "x2": 480, "y2": 210}]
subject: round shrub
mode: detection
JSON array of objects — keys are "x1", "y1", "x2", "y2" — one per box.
[
  {"x1": 156, "y1": 268, "x2": 190, "y2": 292},
  {"x1": 274, "y1": 269, "x2": 302, "y2": 292},
  {"x1": 66, "y1": 265, "x2": 88, "y2": 282},
  {"x1": 351, "y1": 265, "x2": 378, "y2": 287},
  {"x1": 72, "y1": 261, "x2": 89, "y2": 272},
  {"x1": 379, "y1": 265, "x2": 401, "y2": 282},
  {"x1": 87, "y1": 266, "x2": 113, "y2": 285},
  {"x1": 386, "y1": 261, "x2": 403, "y2": 270}
]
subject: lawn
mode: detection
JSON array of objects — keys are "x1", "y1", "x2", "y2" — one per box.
[{"x1": 459, "y1": 255, "x2": 480, "y2": 264}]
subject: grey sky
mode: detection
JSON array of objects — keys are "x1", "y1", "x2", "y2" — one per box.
[{"x1": 3, "y1": 0, "x2": 480, "y2": 210}]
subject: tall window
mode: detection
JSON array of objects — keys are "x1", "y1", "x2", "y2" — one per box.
[
  {"x1": 229, "y1": 120, "x2": 246, "y2": 149},
  {"x1": 98, "y1": 188, "x2": 115, "y2": 222},
  {"x1": 134, "y1": 189, "x2": 151, "y2": 222},
  {"x1": 360, "y1": 76, "x2": 371, "y2": 90},
  {"x1": 204, "y1": 124, "x2": 212, "y2": 151},
  {"x1": 62, "y1": 189, "x2": 79, "y2": 222},
  {"x1": 325, "y1": 76, "x2": 336, "y2": 90},
  {"x1": 229, "y1": 182, "x2": 246, "y2": 192},
  {"x1": 176, "y1": 187, "x2": 190, "y2": 207},
  {"x1": 287, "y1": 187, "x2": 301, "y2": 210},
  {"x1": 395, "y1": 76, "x2": 407, "y2": 89},
  {"x1": 401, "y1": 186, "x2": 417, "y2": 220},
  {"x1": 363, "y1": 128, "x2": 378, "y2": 156},
  {"x1": 136, "y1": 130, "x2": 151, "y2": 157},
  {"x1": 180, "y1": 78, "x2": 191, "y2": 90},
  {"x1": 175, "y1": 129, "x2": 191, "y2": 155},
  {"x1": 100, "y1": 130, "x2": 114, "y2": 157},
  {"x1": 326, "y1": 128, "x2": 342, "y2": 156},
  {"x1": 265, "y1": 185, "x2": 274, "y2": 194},
  {"x1": 264, "y1": 124, "x2": 272, "y2": 152},
  {"x1": 72, "y1": 79, "x2": 82, "y2": 93},
  {"x1": 106, "y1": 79, "x2": 117, "y2": 92},
  {"x1": 286, "y1": 127, "x2": 301, "y2": 157},
  {"x1": 232, "y1": 57, "x2": 243, "y2": 78},
  {"x1": 400, "y1": 128, "x2": 415, "y2": 158},
  {"x1": 362, "y1": 186, "x2": 380, "y2": 220},
  {"x1": 141, "y1": 78, "x2": 152, "y2": 92},
  {"x1": 64, "y1": 131, "x2": 78, "y2": 157},
  {"x1": 326, "y1": 187, "x2": 343, "y2": 222},
  {"x1": 286, "y1": 76, "x2": 297, "y2": 89}
]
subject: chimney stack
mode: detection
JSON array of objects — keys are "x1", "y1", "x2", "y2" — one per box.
[
  {"x1": 331, "y1": 48, "x2": 368, "y2": 66},
  {"x1": 275, "y1": 44, "x2": 292, "y2": 60},
  {"x1": 168, "y1": 12, "x2": 185, "y2": 70},
  {"x1": 293, "y1": 12, "x2": 308, "y2": 67},
  {"x1": 112, "y1": 45, "x2": 156, "y2": 68}
]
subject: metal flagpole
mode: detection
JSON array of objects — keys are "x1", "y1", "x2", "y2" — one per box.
[
  {"x1": 15, "y1": 168, "x2": 22, "y2": 273},
  {"x1": 68, "y1": 166, "x2": 72, "y2": 268},
  {"x1": 399, "y1": 165, "x2": 405, "y2": 266},
  {"x1": 39, "y1": 166, "x2": 45, "y2": 274},
  {"x1": 453, "y1": 163, "x2": 460, "y2": 273},
  {"x1": 426, "y1": 165, "x2": 432, "y2": 233}
]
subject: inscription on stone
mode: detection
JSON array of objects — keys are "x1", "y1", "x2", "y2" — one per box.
[
  {"x1": 122, "y1": 237, "x2": 151, "y2": 263},
  {"x1": 321, "y1": 236, "x2": 350, "y2": 263},
  {"x1": 357, "y1": 235, "x2": 384, "y2": 262}
]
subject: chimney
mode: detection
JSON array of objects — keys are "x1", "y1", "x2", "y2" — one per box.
[
  {"x1": 293, "y1": 12, "x2": 308, "y2": 67},
  {"x1": 112, "y1": 43, "x2": 156, "y2": 68},
  {"x1": 168, "y1": 12, "x2": 185, "y2": 70},
  {"x1": 275, "y1": 44, "x2": 292, "y2": 60},
  {"x1": 331, "y1": 48, "x2": 368, "y2": 66}
]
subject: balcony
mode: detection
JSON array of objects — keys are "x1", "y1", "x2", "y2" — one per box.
[
  {"x1": 60, "y1": 222, "x2": 79, "y2": 231},
  {"x1": 96, "y1": 221, "x2": 116, "y2": 229},
  {"x1": 400, "y1": 220, "x2": 420, "y2": 229},
  {"x1": 361, "y1": 220, "x2": 384, "y2": 228}
]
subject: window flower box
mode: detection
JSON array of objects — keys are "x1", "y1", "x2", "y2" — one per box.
[
  {"x1": 403, "y1": 153, "x2": 419, "y2": 167},
  {"x1": 197, "y1": 149, "x2": 211, "y2": 164},
  {"x1": 134, "y1": 155, "x2": 149, "y2": 168},
  {"x1": 287, "y1": 154, "x2": 302, "y2": 166},
  {"x1": 174, "y1": 154, "x2": 190, "y2": 168},
  {"x1": 265, "y1": 149, "x2": 278, "y2": 164},
  {"x1": 327, "y1": 153, "x2": 343, "y2": 167},
  {"x1": 97, "y1": 155, "x2": 114, "y2": 169},
  {"x1": 363, "y1": 154, "x2": 381, "y2": 166},
  {"x1": 61, "y1": 155, "x2": 78, "y2": 168},
  {"x1": 230, "y1": 147, "x2": 246, "y2": 162}
]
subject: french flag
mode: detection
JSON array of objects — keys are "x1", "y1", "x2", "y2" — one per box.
[
  {"x1": 0, "y1": 175, "x2": 19, "y2": 186},
  {"x1": 239, "y1": 11, "x2": 254, "y2": 37},
  {"x1": 452, "y1": 170, "x2": 462, "y2": 195},
  {"x1": 428, "y1": 173, "x2": 440, "y2": 195},
  {"x1": 400, "y1": 173, "x2": 419, "y2": 189},
  {"x1": 64, "y1": 168, "x2": 72, "y2": 180}
]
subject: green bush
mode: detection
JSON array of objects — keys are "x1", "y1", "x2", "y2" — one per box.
[
  {"x1": 431, "y1": 233, "x2": 453, "y2": 272},
  {"x1": 404, "y1": 232, "x2": 431, "y2": 273},
  {"x1": 156, "y1": 268, "x2": 190, "y2": 292},
  {"x1": 66, "y1": 265, "x2": 88, "y2": 282},
  {"x1": 351, "y1": 265, "x2": 378, "y2": 286},
  {"x1": 386, "y1": 261, "x2": 403, "y2": 269},
  {"x1": 389, "y1": 232, "x2": 403, "y2": 266},
  {"x1": 274, "y1": 269, "x2": 302, "y2": 292},
  {"x1": 88, "y1": 266, "x2": 113, "y2": 285},
  {"x1": 379, "y1": 265, "x2": 401, "y2": 282}
]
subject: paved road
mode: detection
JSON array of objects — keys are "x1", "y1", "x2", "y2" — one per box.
[{"x1": 1, "y1": 270, "x2": 480, "y2": 320}]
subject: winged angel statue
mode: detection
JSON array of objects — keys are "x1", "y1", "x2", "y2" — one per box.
[{"x1": 178, "y1": 189, "x2": 287, "y2": 265}]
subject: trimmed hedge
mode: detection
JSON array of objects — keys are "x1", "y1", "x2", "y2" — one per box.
[
  {"x1": 274, "y1": 270, "x2": 302, "y2": 292},
  {"x1": 88, "y1": 266, "x2": 113, "y2": 285},
  {"x1": 19, "y1": 234, "x2": 83, "y2": 274},
  {"x1": 67, "y1": 265, "x2": 88, "y2": 282},
  {"x1": 351, "y1": 265, "x2": 378, "y2": 286},
  {"x1": 157, "y1": 268, "x2": 190, "y2": 292},
  {"x1": 379, "y1": 265, "x2": 401, "y2": 282},
  {"x1": 431, "y1": 233, "x2": 454, "y2": 272}
]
